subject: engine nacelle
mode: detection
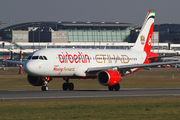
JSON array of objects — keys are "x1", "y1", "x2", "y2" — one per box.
[
  {"x1": 27, "y1": 75, "x2": 44, "y2": 86},
  {"x1": 97, "y1": 70, "x2": 121, "y2": 86}
]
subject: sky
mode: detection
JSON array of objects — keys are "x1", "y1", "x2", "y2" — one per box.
[{"x1": 0, "y1": 0, "x2": 180, "y2": 29}]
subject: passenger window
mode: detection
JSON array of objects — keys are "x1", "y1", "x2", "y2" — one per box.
[
  {"x1": 32, "y1": 56, "x2": 38, "y2": 60},
  {"x1": 39, "y1": 56, "x2": 44, "y2": 60},
  {"x1": 43, "y1": 56, "x2": 47, "y2": 60}
]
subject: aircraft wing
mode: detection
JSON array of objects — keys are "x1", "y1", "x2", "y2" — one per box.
[
  {"x1": 148, "y1": 54, "x2": 180, "y2": 59},
  {"x1": 3, "y1": 60, "x2": 24, "y2": 65},
  {"x1": 86, "y1": 61, "x2": 180, "y2": 72}
]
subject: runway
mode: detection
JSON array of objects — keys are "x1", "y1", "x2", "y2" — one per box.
[{"x1": 0, "y1": 88, "x2": 180, "y2": 100}]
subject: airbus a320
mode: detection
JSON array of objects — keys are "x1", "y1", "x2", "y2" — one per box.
[{"x1": 4, "y1": 10, "x2": 180, "y2": 91}]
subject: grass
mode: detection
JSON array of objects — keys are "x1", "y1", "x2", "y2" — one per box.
[
  {"x1": 1, "y1": 68, "x2": 180, "y2": 120},
  {"x1": 0, "y1": 97, "x2": 180, "y2": 120},
  {"x1": 121, "y1": 68, "x2": 180, "y2": 88},
  {"x1": 0, "y1": 67, "x2": 180, "y2": 90}
]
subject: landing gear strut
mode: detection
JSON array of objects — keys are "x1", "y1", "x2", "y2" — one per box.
[
  {"x1": 41, "y1": 77, "x2": 51, "y2": 91},
  {"x1": 62, "y1": 77, "x2": 74, "y2": 91},
  {"x1": 41, "y1": 80, "x2": 49, "y2": 91},
  {"x1": 108, "y1": 83, "x2": 120, "y2": 91}
]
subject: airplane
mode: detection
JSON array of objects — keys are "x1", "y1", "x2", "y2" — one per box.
[{"x1": 4, "y1": 10, "x2": 180, "y2": 91}]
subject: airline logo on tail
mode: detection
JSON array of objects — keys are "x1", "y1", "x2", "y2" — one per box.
[{"x1": 140, "y1": 35, "x2": 145, "y2": 45}]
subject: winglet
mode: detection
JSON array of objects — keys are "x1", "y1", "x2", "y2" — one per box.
[{"x1": 3, "y1": 57, "x2": 8, "y2": 64}]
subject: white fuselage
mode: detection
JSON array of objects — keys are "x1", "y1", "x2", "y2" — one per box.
[{"x1": 24, "y1": 48, "x2": 147, "y2": 78}]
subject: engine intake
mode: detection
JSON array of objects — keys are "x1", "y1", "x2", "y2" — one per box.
[
  {"x1": 97, "y1": 70, "x2": 121, "y2": 86},
  {"x1": 27, "y1": 75, "x2": 44, "y2": 86}
]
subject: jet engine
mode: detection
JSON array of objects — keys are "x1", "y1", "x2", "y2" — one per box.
[
  {"x1": 97, "y1": 70, "x2": 121, "y2": 86},
  {"x1": 27, "y1": 75, "x2": 44, "y2": 86}
]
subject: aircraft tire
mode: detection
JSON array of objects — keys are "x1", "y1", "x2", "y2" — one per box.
[
  {"x1": 108, "y1": 86, "x2": 113, "y2": 91},
  {"x1": 41, "y1": 86, "x2": 48, "y2": 91},
  {"x1": 114, "y1": 83, "x2": 120, "y2": 91},
  {"x1": 68, "y1": 83, "x2": 74, "y2": 91},
  {"x1": 62, "y1": 83, "x2": 68, "y2": 90}
]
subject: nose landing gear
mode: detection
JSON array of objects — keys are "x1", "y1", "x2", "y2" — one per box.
[
  {"x1": 41, "y1": 85, "x2": 49, "y2": 91},
  {"x1": 41, "y1": 77, "x2": 52, "y2": 91}
]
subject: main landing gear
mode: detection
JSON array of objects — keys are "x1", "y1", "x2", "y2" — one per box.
[
  {"x1": 108, "y1": 83, "x2": 120, "y2": 91},
  {"x1": 62, "y1": 77, "x2": 74, "y2": 91},
  {"x1": 40, "y1": 77, "x2": 120, "y2": 91}
]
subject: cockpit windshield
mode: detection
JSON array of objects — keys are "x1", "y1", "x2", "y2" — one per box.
[
  {"x1": 27, "y1": 55, "x2": 48, "y2": 60},
  {"x1": 32, "y1": 56, "x2": 38, "y2": 60},
  {"x1": 27, "y1": 56, "x2": 32, "y2": 60},
  {"x1": 43, "y1": 56, "x2": 47, "y2": 60},
  {"x1": 39, "y1": 56, "x2": 43, "y2": 60}
]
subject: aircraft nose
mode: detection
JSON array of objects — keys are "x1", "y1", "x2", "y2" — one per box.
[{"x1": 24, "y1": 61, "x2": 36, "y2": 75}]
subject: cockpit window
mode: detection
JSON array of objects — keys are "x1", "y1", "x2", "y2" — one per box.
[
  {"x1": 43, "y1": 56, "x2": 47, "y2": 60},
  {"x1": 29, "y1": 55, "x2": 48, "y2": 60},
  {"x1": 32, "y1": 56, "x2": 38, "y2": 60},
  {"x1": 39, "y1": 56, "x2": 44, "y2": 60},
  {"x1": 27, "y1": 56, "x2": 32, "y2": 60}
]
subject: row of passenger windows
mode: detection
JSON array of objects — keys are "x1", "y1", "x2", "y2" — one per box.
[
  {"x1": 60, "y1": 57, "x2": 137, "y2": 60},
  {"x1": 28, "y1": 55, "x2": 137, "y2": 61},
  {"x1": 94, "y1": 57, "x2": 137, "y2": 60},
  {"x1": 27, "y1": 56, "x2": 48, "y2": 60}
]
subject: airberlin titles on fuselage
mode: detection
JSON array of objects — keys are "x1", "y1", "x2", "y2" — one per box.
[
  {"x1": 57, "y1": 51, "x2": 137, "y2": 64},
  {"x1": 58, "y1": 52, "x2": 90, "y2": 63}
]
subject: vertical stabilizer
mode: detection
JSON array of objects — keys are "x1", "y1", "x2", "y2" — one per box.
[{"x1": 131, "y1": 10, "x2": 155, "y2": 52}]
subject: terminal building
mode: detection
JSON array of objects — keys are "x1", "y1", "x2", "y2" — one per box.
[
  {"x1": 0, "y1": 21, "x2": 180, "y2": 66},
  {"x1": 0, "y1": 21, "x2": 135, "y2": 43},
  {"x1": 0, "y1": 21, "x2": 136, "y2": 66}
]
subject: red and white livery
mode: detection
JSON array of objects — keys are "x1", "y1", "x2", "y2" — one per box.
[{"x1": 4, "y1": 10, "x2": 180, "y2": 91}]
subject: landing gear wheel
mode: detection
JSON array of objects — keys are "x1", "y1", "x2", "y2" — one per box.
[
  {"x1": 62, "y1": 83, "x2": 68, "y2": 90},
  {"x1": 62, "y1": 77, "x2": 74, "y2": 91},
  {"x1": 41, "y1": 86, "x2": 48, "y2": 91},
  {"x1": 114, "y1": 83, "x2": 120, "y2": 91},
  {"x1": 108, "y1": 86, "x2": 113, "y2": 91},
  {"x1": 68, "y1": 83, "x2": 74, "y2": 91},
  {"x1": 62, "y1": 83, "x2": 74, "y2": 90},
  {"x1": 108, "y1": 83, "x2": 120, "y2": 91}
]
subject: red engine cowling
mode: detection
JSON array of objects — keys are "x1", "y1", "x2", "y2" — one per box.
[
  {"x1": 97, "y1": 70, "x2": 121, "y2": 86},
  {"x1": 27, "y1": 75, "x2": 44, "y2": 86}
]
